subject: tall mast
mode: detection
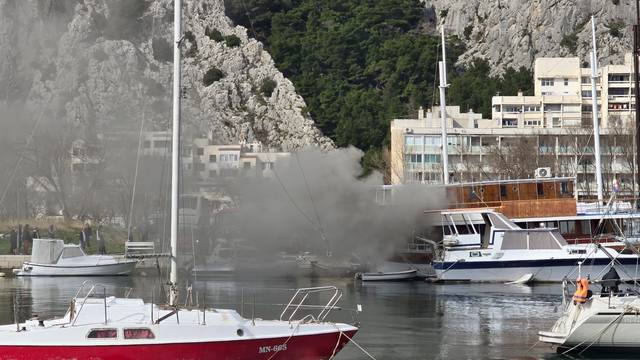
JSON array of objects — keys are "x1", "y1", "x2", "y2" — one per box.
[
  {"x1": 590, "y1": 16, "x2": 604, "y2": 206},
  {"x1": 634, "y1": 0, "x2": 640, "y2": 207},
  {"x1": 169, "y1": 0, "x2": 182, "y2": 305},
  {"x1": 439, "y1": 25, "x2": 449, "y2": 185}
]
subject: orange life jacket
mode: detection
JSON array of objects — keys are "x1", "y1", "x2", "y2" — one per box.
[{"x1": 573, "y1": 278, "x2": 589, "y2": 304}]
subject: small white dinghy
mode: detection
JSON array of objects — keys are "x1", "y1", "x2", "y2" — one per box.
[
  {"x1": 358, "y1": 269, "x2": 418, "y2": 281},
  {"x1": 15, "y1": 239, "x2": 137, "y2": 276}
]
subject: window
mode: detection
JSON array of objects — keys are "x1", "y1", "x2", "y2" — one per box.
[
  {"x1": 502, "y1": 119, "x2": 517, "y2": 128},
  {"x1": 504, "y1": 106, "x2": 521, "y2": 113},
  {"x1": 564, "y1": 78, "x2": 569, "y2": 86},
  {"x1": 220, "y1": 154, "x2": 228, "y2": 162},
  {"x1": 544, "y1": 104, "x2": 561, "y2": 112},
  {"x1": 609, "y1": 74, "x2": 629, "y2": 82},
  {"x1": 608, "y1": 88, "x2": 629, "y2": 96},
  {"x1": 196, "y1": 148, "x2": 204, "y2": 156},
  {"x1": 524, "y1": 105, "x2": 540, "y2": 112},
  {"x1": 552, "y1": 117, "x2": 561, "y2": 127},
  {"x1": 581, "y1": 76, "x2": 590, "y2": 84},
  {"x1": 408, "y1": 154, "x2": 422, "y2": 163},
  {"x1": 537, "y1": 183, "x2": 544, "y2": 196},
  {"x1": 424, "y1": 154, "x2": 441, "y2": 163},
  {"x1": 560, "y1": 181, "x2": 569, "y2": 195},
  {"x1": 62, "y1": 247, "x2": 84, "y2": 258},
  {"x1": 525, "y1": 120, "x2": 541, "y2": 127},
  {"x1": 404, "y1": 136, "x2": 414, "y2": 146},
  {"x1": 124, "y1": 328, "x2": 155, "y2": 339},
  {"x1": 154, "y1": 140, "x2": 170, "y2": 149},
  {"x1": 541, "y1": 78, "x2": 554, "y2": 86},
  {"x1": 559, "y1": 221, "x2": 576, "y2": 234},
  {"x1": 88, "y1": 329, "x2": 117, "y2": 339},
  {"x1": 243, "y1": 162, "x2": 251, "y2": 169},
  {"x1": 425, "y1": 136, "x2": 441, "y2": 146},
  {"x1": 581, "y1": 90, "x2": 601, "y2": 98},
  {"x1": 209, "y1": 155, "x2": 216, "y2": 163},
  {"x1": 194, "y1": 163, "x2": 205, "y2": 171},
  {"x1": 500, "y1": 185, "x2": 507, "y2": 198}
]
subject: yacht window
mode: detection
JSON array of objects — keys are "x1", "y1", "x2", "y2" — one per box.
[
  {"x1": 559, "y1": 221, "x2": 576, "y2": 234},
  {"x1": 469, "y1": 251, "x2": 482, "y2": 257},
  {"x1": 124, "y1": 328, "x2": 155, "y2": 339},
  {"x1": 569, "y1": 249, "x2": 587, "y2": 254},
  {"x1": 62, "y1": 247, "x2": 84, "y2": 258},
  {"x1": 87, "y1": 329, "x2": 117, "y2": 339}
]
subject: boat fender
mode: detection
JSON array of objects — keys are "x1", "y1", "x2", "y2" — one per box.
[{"x1": 573, "y1": 278, "x2": 590, "y2": 304}]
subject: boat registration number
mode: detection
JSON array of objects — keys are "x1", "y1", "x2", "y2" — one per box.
[{"x1": 258, "y1": 344, "x2": 288, "y2": 354}]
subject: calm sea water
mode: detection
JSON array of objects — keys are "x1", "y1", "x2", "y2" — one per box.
[{"x1": 0, "y1": 275, "x2": 629, "y2": 359}]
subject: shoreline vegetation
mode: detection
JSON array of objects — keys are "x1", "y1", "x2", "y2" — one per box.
[
  {"x1": 0, "y1": 220, "x2": 129, "y2": 255},
  {"x1": 225, "y1": 0, "x2": 533, "y2": 177}
]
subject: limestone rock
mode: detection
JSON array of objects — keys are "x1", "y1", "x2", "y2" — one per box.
[
  {"x1": 0, "y1": 0, "x2": 333, "y2": 151},
  {"x1": 422, "y1": 0, "x2": 636, "y2": 73}
]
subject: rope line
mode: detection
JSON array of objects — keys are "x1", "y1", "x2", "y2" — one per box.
[
  {"x1": 294, "y1": 152, "x2": 330, "y2": 254},
  {"x1": 127, "y1": 94, "x2": 146, "y2": 241}
]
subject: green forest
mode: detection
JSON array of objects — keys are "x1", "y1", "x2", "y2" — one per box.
[{"x1": 225, "y1": 0, "x2": 533, "y2": 173}]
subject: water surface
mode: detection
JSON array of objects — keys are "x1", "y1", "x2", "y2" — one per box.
[{"x1": 0, "y1": 275, "x2": 618, "y2": 359}]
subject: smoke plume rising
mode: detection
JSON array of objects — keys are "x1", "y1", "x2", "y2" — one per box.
[{"x1": 223, "y1": 147, "x2": 445, "y2": 263}]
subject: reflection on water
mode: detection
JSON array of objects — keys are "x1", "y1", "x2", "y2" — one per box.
[{"x1": 0, "y1": 276, "x2": 632, "y2": 359}]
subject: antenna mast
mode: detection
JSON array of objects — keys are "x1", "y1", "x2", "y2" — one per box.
[{"x1": 439, "y1": 25, "x2": 449, "y2": 184}]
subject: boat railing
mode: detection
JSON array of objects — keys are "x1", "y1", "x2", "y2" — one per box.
[
  {"x1": 279, "y1": 286, "x2": 342, "y2": 323},
  {"x1": 70, "y1": 281, "x2": 109, "y2": 327}
]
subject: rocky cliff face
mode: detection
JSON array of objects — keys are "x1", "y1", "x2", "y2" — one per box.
[
  {"x1": 0, "y1": 0, "x2": 332, "y2": 150},
  {"x1": 422, "y1": 0, "x2": 636, "y2": 73}
]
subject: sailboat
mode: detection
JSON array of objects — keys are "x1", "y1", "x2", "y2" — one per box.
[
  {"x1": 538, "y1": 16, "x2": 640, "y2": 353},
  {"x1": 0, "y1": 1, "x2": 358, "y2": 358}
]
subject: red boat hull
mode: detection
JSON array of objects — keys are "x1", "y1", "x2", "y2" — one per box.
[{"x1": 0, "y1": 330, "x2": 356, "y2": 360}]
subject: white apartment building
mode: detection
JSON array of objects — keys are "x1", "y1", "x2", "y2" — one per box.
[
  {"x1": 141, "y1": 131, "x2": 290, "y2": 181},
  {"x1": 493, "y1": 54, "x2": 636, "y2": 129},
  {"x1": 390, "y1": 54, "x2": 638, "y2": 198}
]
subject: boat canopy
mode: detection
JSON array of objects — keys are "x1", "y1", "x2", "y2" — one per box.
[
  {"x1": 31, "y1": 239, "x2": 65, "y2": 264},
  {"x1": 499, "y1": 229, "x2": 568, "y2": 250}
]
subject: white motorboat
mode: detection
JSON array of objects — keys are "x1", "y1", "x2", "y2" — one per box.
[
  {"x1": 539, "y1": 274, "x2": 640, "y2": 353},
  {"x1": 432, "y1": 210, "x2": 640, "y2": 282},
  {"x1": 358, "y1": 269, "x2": 418, "y2": 281},
  {"x1": 15, "y1": 239, "x2": 137, "y2": 276}
]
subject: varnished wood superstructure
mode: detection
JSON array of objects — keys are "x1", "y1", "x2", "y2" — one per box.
[{"x1": 444, "y1": 177, "x2": 576, "y2": 219}]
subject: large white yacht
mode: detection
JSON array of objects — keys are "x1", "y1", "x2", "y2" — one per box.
[{"x1": 432, "y1": 210, "x2": 640, "y2": 282}]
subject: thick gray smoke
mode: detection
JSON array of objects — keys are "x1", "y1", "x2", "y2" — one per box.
[{"x1": 223, "y1": 147, "x2": 445, "y2": 262}]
